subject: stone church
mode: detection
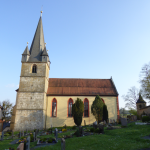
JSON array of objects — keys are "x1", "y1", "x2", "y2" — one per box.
[{"x1": 11, "y1": 14, "x2": 119, "y2": 131}]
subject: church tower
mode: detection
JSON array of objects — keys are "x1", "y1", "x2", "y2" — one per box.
[{"x1": 14, "y1": 13, "x2": 50, "y2": 131}]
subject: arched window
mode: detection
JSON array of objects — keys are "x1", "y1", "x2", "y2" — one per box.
[
  {"x1": 52, "y1": 98, "x2": 57, "y2": 117},
  {"x1": 68, "y1": 98, "x2": 73, "y2": 117},
  {"x1": 139, "y1": 105, "x2": 142, "y2": 109},
  {"x1": 84, "y1": 98, "x2": 89, "y2": 117},
  {"x1": 32, "y1": 65, "x2": 37, "y2": 73}
]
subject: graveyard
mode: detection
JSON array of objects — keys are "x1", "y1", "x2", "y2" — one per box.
[{"x1": 0, "y1": 120, "x2": 150, "y2": 150}]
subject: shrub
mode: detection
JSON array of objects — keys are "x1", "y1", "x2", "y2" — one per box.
[
  {"x1": 30, "y1": 134, "x2": 33, "y2": 142},
  {"x1": 94, "y1": 129, "x2": 99, "y2": 133},
  {"x1": 90, "y1": 128, "x2": 95, "y2": 132},
  {"x1": 91, "y1": 95, "x2": 104, "y2": 123},
  {"x1": 75, "y1": 128, "x2": 80, "y2": 137},
  {"x1": 72, "y1": 98, "x2": 84, "y2": 126},
  {"x1": 48, "y1": 139, "x2": 52, "y2": 143},
  {"x1": 72, "y1": 126, "x2": 76, "y2": 130},
  {"x1": 142, "y1": 116, "x2": 150, "y2": 122}
]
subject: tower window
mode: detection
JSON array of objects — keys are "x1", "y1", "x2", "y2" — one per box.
[
  {"x1": 52, "y1": 98, "x2": 57, "y2": 117},
  {"x1": 32, "y1": 65, "x2": 37, "y2": 73},
  {"x1": 68, "y1": 98, "x2": 73, "y2": 117},
  {"x1": 84, "y1": 98, "x2": 89, "y2": 117}
]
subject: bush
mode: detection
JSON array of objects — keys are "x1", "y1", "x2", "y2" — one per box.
[
  {"x1": 74, "y1": 128, "x2": 80, "y2": 137},
  {"x1": 142, "y1": 116, "x2": 150, "y2": 122},
  {"x1": 72, "y1": 126, "x2": 76, "y2": 130},
  {"x1": 30, "y1": 134, "x2": 34, "y2": 142},
  {"x1": 94, "y1": 129, "x2": 99, "y2": 133},
  {"x1": 72, "y1": 98, "x2": 84, "y2": 126},
  {"x1": 90, "y1": 128, "x2": 95, "y2": 132},
  {"x1": 48, "y1": 139, "x2": 52, "y2": 143}
]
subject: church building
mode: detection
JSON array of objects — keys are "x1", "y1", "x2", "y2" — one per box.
[{"x1": 11, "y1": 13, "x2": 119, "y2": 131}]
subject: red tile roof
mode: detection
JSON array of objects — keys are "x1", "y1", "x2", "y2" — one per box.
[{"x1": 47, "y1": 78, "x2": 118, "y2": 96}]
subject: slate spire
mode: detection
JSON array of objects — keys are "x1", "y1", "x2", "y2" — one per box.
[
  {"x1": 28, "y1": 15, "x2": 45, "y2": 62},
  {"x1": 136, "y1": 93, "x2": 146, "y2": 104},
  {"x1": 22, "y1": 45, "x2": 30, "y2": 55}
]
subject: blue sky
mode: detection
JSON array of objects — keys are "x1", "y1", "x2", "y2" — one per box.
[{"x1": 1, "y1": 0, "x2": 150, "y2": 109}]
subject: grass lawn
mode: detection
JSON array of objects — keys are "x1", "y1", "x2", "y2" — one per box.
[{"x1": 0, "y1": 123, "x2": 150, "y2": 150}]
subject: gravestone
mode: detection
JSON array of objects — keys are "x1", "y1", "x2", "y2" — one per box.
[
  {"x1": 26, "y1": 129, "x2": 28, "y2": 135},
  {"x1": 19, "y1": 131, "x2": 21, "y2": 138},
  {"x1": 12, "y1": 130, "x2": 14, "y2": 139},
  {"x1": 35, "y1": 130, "x2": 37, "y2": 141},
  {"x1": 93, "y1": 121, "x2": 97, "y2": 129},
  {"x1": 22, "y1": 130, "x2": 24, "y2": 136},
  {"x1": 98, "y1": 124, "x2": 104, "y2": 134},
  {"x1": 25, "y1": 136, "x2": 30, "y2": 150},
  {"x1": 61, "y1": 138, "x2": 65, "y2": 150},
  {"x1": 1, "y1": 131, "x2": 4, "y2": 141},
  {"x1": 64, "y1": 124, "x2": 66, "y2": 129},
  {"x1": 107, "y1": 119, "x2": 109, "y2": 124},
  {"x1": 121, "y1": 118, "x2": 127, "y2": 126},
  {"x1": 103, "y1": 120, "x2": 106, "y2": 126},
  {"x1": 33, "y1": 132, "x2": 35, "y2": 142},
  {"x1": 84, "y1": 120, "x2": 86, "y2": 126},
  {"x1": 55, "y1": 128, "x2": 58, "y2": 142}
]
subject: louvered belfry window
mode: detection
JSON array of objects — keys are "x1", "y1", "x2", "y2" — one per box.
[
  {"x1": 52, "y1": 99, "x2": 57, "y2": 117},
  {"x1": 84, "y1": 99, "x2": 89, "y2": 117},
  {"x1": 68, "y1": 99, "x2": 73, "y2": 117},
  {"x1": 32, "y1": 65, "x2": 37, "y2": 73}
]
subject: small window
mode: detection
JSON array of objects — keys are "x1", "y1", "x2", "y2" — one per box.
[
  {"x1": 68, "y1": 98, "x2": 73, "y2": 117},
  {"x1": 84, "y1": 98, "x2": 89, "y2": 117},
  {"x1": 52, "y1": 98, "x2": 57, "y2": 117},
  {"x1": 139, "y1": 105, "x2": 142, "y2": 109},
  {"x1": 32, "y1": 65, "x2": 37, "y2": 73}
]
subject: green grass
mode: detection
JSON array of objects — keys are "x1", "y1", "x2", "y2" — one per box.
[{"x1": 0, "y1": 123, "x2": 150, "y2": 150}]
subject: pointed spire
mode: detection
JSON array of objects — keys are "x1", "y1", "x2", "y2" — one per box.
[
  {"x1": 136, "y1": 93, "x2": 146, "y2": 104},
  {"x1": 28, "y1": 15, "x2": 45, "y2": 62},
  {"x1": 22, "y1": 43, "x2": 30, "y2": 55}
]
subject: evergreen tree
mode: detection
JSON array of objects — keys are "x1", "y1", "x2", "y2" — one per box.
[
  {"x1": 72, "y1": 98, "x2": 84, "y2": 126},
  {"x1": 91, "y1": 95, "x2": 104, "y2": 123},
  {"x1": 103, "y1": 104, "x2": 108, "y2": 121}
]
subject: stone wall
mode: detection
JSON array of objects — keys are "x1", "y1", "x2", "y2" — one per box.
[
  {"x1": 138, "y1": 106, "x2": 150, "y2": 117},
  {"x1": 13, "y1": 62, "x2": 49, "y2": 131}
]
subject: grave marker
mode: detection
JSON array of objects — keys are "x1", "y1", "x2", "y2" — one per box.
[
  {"x1": 84, "y1": 120, "x2": 86, "y2": 126},
  {"x1": 22, "y1": 130, "x2": 24, "y2": 137},
  {"x1": 1, "y1": 131, "x2": 4, "y2": 141},
  {"x1": 25, "y1": 136, "x2": 30, "y2": 150},
  {"x1": 121, "y1": 117, "x2": 127, "y2": 126},
  {"x1": 61, "y1": 138, "x2": 65, "y2": 150},
  {"x1": 33, "y1": 132, "x2": 35, "y2": 142},
  {"x1": 12, "y1": 130, "x2": 14, "y2": 139},
  {"x1": 19, "y1": 131, "x2": 21, "y2": 138},
  {"x1": 55, "y1": 128, "x2": 58, "y2": 142}
]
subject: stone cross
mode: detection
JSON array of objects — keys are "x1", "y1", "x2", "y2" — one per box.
[
  {"x1": 1, "y1": 131, "x2": 4, "y2": 141},
  {"x1": 61, "y1": 138, "x2": 65, "y2": 150},
  {"x1": 55, "y1": 128, "x2": 58, "y2": 142},
  {"x1": 25, "y1": 136, "x2": 30, "y2": 150}
]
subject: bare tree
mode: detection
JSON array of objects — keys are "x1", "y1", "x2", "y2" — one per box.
[
  {"x1": 122, "y1": 86, "x2": 139, "y2": 109},
  {"x1": 0, "y1": 100, "x2": 13, "y2": 120},
  {"x1": 139, "y1": 62, "x2": 150, "y2": 103}
]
